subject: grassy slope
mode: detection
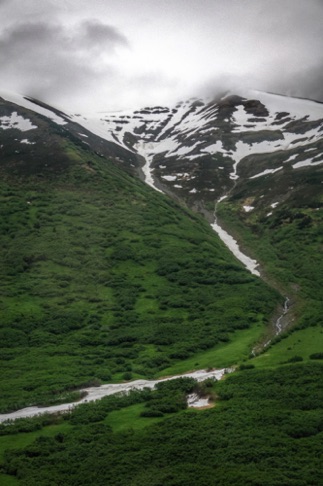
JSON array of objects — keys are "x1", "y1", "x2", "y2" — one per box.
[{"x1": 0, "y1": 114, "x2": 279, "y2": 412}]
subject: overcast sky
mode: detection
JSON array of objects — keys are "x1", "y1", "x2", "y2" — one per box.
[{"x1": 1, "y1": 0, "x2": 323, "y2": 111}]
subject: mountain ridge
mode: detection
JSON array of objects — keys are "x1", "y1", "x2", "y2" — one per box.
[{"x1": 1, "y1": 87, "x2": 322, "y2": 290}]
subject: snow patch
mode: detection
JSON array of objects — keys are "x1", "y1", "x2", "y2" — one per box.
[
  {"x1": 161, "y1": 175, "x2": 177, "y2": 181},
  {"x1": 0, "y1": 112, "x2": 37, "y2": 131},
  {"x1": 135, "y1": 141, "x2": 163, "y2": 193},
  {"x1": 241, "y1": 89, "x2": 323, "y2": 121},
  {"x1": 284, "y1": 154, "x2": 298, "y2": 163},
  {"x1": 211, "y1": 219, "x2": 260, "y2": 276},
  {"x1": 187, "y1": 394, "x2": 210, "y2": 408},
  {"x1": 250, "y1": 167, "x2": 283, "y2": 179},
  {"x1": 0, "y1": 90, "x2": 67, "y2": 125},
  {"x1": 202, "y1": 140, "x2": 225, "y2": 154},
  {"x1": 292, "y1": 158, "x2": 323, "y2": 169}
]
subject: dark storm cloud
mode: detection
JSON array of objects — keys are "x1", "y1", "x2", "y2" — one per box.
[
  {"x1": 0, "y1": 22, "x2": 62, "y2": 56},
  {"x1": 81, "y1": 20, "x2": 128, "y2": 48},
  {"x1": 0, "y1": 19, "x2": 128, "y2": 56},
  {"x1": 0, "y1": 19, "x2": 129, "y2": 108},
  {"x1": 1, "y1": 0, "x2": 323, "y2": 110}
]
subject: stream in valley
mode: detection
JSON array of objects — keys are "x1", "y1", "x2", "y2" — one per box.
[
  {"x1": 1, "y1": 156, "x2": 291, "y2": 423},
  {"x1": 0, "y1": 368, "x2": 231, "y2": 423}
]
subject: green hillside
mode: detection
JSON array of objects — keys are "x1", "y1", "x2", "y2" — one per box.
[
  {"x1": 0, "y1": 115, "x2": 278, "y2": 412},
  {"x1": 1, "y1": 363, "x2": 322, "y2": 485},
  {"x1": 1, "y1": 100, "x2": 322, "y2": 486},
  {"x1": 216, "y1": 166, "x2": 323, "y2": 350}
]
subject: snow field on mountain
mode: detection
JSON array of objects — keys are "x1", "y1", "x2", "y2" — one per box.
[
  {"x1": 166, "y1": 139, "x2": 202, "y2": 158},
  {"x1": 156, "y1": 100, "x2": 209, "y2": 140},
  {"x1": 69, "y1": 91, "x2": 323, "y2": 188},
  {"x1": 250, "y1": 167, "x2": 283, "y2": 179},
  {"x1": 232, "y1": 104, "x2": 287, "y2": 133},
  {"x1": 0, "y1": 112, "x2": 37, "y2": 131},
  {"x1": 247, "y1": 89, "x2": 323, "y2": 121},
  {"x1": 284, "y1": 154, "x2": 298, "y2": 163},
  {"x1": 292, "y1": 158, "x2": 323, "y2": 169},
  {"x1": 0, "y1": 90, "x2": 67, "y2": 125},
  {"x1": 228, "y1": 139, "x2": 284, "y2": 180},
  {"x1": 202, "y1": 140, "x2": 226, "y2": 154}
]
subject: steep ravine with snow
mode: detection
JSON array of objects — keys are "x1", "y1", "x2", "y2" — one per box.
[
  {"x1": 136, "y1": 140, "x2": 262, "y2": 276},
  {"x1": 132, "y1": 122, "x2": 295, "y2": 356},
  {"x1": 211, "y1": 205, "x2": 260, "y2": 276}
]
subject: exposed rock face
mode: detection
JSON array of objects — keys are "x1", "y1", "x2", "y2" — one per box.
[{"x1": 1, "y1": 88, "x2": 323, "y2": 218}]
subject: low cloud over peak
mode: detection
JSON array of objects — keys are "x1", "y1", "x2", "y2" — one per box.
[
  {"x1": 81, "y1": 19, "x2": 129, "y2": 49},
  {"x1": 0, "y1": 0, "x2": 322, "y2": 111},
  {"x1": 0, "y1": 18, "x2": 129, "y2": 110}
]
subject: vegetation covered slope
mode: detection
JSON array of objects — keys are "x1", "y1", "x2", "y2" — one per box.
[
  {"x1": 1, "y1": 95, "x2": 322, "y2": 486},
  {"x1": 217, "y1": 163, "x2": 323, "y2": 333},
  {"x1": 1, "y1": 363, "x2": 322, "y2": 486},
  {"x1": 0, "y1": 106, "x2": 278, "y2": 412}
]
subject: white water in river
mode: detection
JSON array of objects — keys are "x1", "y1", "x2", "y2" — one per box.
[
  {"x1": 275, "y1": 297, "x2": 290, "y2": 334},
  {"x1": 0, "y1": 368, "x2": 231, "y2": 423},
  {"x1": 263, "y1": 297, "x2": 290, "y2": 348}
]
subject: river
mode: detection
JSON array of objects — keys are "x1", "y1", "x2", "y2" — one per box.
[{"x1": 0, "y1": 368, "x2": 231, "y2": 423}]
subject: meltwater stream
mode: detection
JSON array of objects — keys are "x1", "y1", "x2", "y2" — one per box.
[
  {"x1": 263, "y1": 297, "x2": 291, "y2": 348},
  {"x1": 0, "y1": 368, "x2": 231, "y2": 423}
]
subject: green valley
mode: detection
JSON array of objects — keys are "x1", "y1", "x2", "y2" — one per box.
[
  {"x1": 0, "y1": 90, "x2": 322, "y2": 486},
  {"x1": 0, "y1": 111, "x2": 278, "y2": 413}
]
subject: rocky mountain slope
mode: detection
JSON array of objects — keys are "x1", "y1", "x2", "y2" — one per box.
[
  {"x1": 2, "y1": 88, "x2": 322, "y2": 214},
  {"x1": 68, "y1": 89, "x2": 323, "y2": 209}
]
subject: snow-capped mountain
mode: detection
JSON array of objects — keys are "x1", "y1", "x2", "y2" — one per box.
[
  {"x1": 1, "y1": 88, "x2": 322, "y2": 218},
  {"x1": 66, "y1": 90, "x2": 323, "y2": 205}
]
